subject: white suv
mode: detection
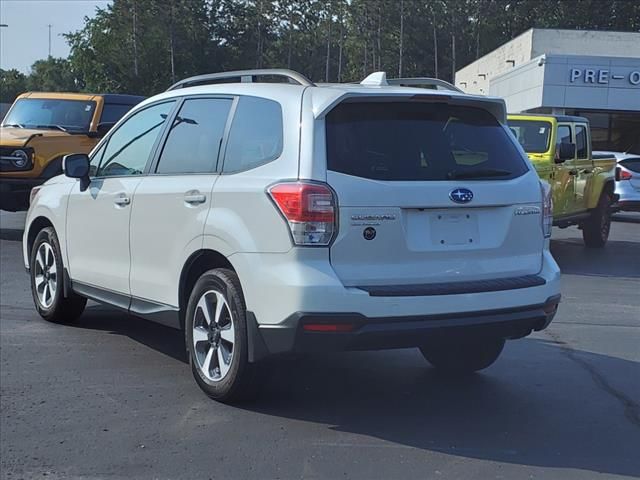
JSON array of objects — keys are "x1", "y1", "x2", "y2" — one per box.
[{"x1": 23, "y1": 69, "x2": 561, "y2": 402}]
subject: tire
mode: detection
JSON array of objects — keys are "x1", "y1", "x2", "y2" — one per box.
[
  {"x1": 185, "y1": 268, "x2": 259, "y2": 402},
  {"x1": 30, "y1": 227, "x2": 86, "y2": 323},
  {"x1": 420, "y1": 336, "x2": 505, "y2": 375},
  {"x1": 582, "y1": 190, "x2": 612, "y2": 248}
]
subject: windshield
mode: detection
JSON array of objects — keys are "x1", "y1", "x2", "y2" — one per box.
[
  {"x1": 326, "y1": 102, "x2": 528, "y2": 181},
  {"x1": 508, "y1": 120, "x2": 552, "y2": 154},
  {"x1": 2, "y1": 98, "x2": 96, "y2": 132}
]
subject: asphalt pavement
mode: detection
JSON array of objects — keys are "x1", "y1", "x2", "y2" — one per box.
[{"x1": 1, "y1": 218, "x2": 639, "y2": 480}]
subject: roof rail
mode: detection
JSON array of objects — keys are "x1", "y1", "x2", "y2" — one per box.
[
  {"x1": 167, "y1": 69, "x2": 315, "y2": 91},
  {"x1": 387, "y1": 77, "x2": 463, "y2": 93}
]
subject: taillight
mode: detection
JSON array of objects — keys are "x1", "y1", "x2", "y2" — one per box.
[
  {"x1": 540, "y1": 181, "x2": 553, "y2": 239},
  {"x1": 616, "y1": 167, "x2": 632, "y2": 181},
  {"x1": 268, "y1": 181, "x2": 337, "y2": 246}
]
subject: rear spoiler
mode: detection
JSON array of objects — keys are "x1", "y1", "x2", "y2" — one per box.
[{"x1": 312, "y1": 91, "x2": 507, "y2": 124}]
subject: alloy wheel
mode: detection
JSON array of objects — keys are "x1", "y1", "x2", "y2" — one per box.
[
  {"x1": 192, "y1": 290, "x2": 235, "y2": 382},
  {"x1": 34, "y1": 242, "x2": 57, "y2": 308}
]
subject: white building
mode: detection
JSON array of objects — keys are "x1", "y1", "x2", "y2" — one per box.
[{"x1": 455, "y1": 28, "x2": 640, "y2": 152}]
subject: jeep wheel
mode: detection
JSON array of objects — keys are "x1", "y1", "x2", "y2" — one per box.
[
  {"x1": 420, "y1": 336, "x2": 505, "y2": 375},
  {"x1": 185, "y1": 268, "x2": 259, "y2": 402},
  {"x1": 582, "y1": 190, "x2": 612, "y2": 248},
  {"x1": 30, "y1": 227, "x2": 86, "y2": 323}
]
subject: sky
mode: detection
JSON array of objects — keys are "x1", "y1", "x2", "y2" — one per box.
[{"x1": 0, "y1": 0, "x2": 112, "y2": 73}]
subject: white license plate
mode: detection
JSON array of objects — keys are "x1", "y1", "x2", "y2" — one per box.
[{"x1": 430, "y1": 212, "x2": 479, "y2": 246}]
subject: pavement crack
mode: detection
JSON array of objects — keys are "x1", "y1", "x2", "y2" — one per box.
[{"x1": 546, "y1": 330, "x2": 640, "y2": 429}]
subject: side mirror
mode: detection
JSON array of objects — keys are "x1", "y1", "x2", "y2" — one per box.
[
  {"x1": 555, "y1": 142, "x2": 576, "y2": 163},
  {"x1": 88, "y1": 122, "x2": 116, "y2": 138},
  {"x1": 63, "y1": 153, "x2": 91, "y2": 191}
]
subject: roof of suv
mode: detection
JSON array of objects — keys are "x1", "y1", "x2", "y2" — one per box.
[{"x1": 141, "y1": 69, "x2": 508, "y2": 123}]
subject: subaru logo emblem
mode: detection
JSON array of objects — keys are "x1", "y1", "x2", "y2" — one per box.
[{"x1": 449, "y1": 188, "x2": 473, "y2": 204}]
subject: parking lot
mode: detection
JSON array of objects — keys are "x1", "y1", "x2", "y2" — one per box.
[{"x1": 1, "y1": 212, "x2": 639, "y2": 480}]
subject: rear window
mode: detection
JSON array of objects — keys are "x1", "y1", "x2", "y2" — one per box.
[
  {"x1": 620, "y1": 157, "x2": 640, "y2": 173},
  {"x1": 327, "y1": 102, "x2": 528, "y2": 181}
]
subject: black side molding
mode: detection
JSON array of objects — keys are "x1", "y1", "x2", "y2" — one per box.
[
  {"x1": 359, "y1": 275, "x2": 546, "y2": 297},
  {"x1": 72, "y1": 281, "x2": 180, "y2": 329}
]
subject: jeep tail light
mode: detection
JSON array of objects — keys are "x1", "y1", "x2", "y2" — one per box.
[
  {"x1": 268, "y1": 181, "x2": 337, "y2": 246},
  {"x1": 540, "y1": 181, "x2": 553, "y2": 239}
]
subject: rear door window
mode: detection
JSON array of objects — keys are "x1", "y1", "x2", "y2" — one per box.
[
  {"x1": 100, "y1": 103, "x2": 136, "y2": 124},
  {"x1": 156, "y1": 98, "x2": 232, "y2": 174},
  {"x1": 327, "y1": 102, "x2": 528, "y2": 181},
  {"x1": 576, "y1": 125, "x2": 588, "y2": 159}
]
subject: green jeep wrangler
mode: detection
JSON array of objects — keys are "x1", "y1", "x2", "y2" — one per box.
[{"x1": 508, "y1": 114, "x2": 617, "y2": 248}]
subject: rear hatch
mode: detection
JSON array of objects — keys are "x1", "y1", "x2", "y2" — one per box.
[{"x1": 325, "y1": 100, "x2": 544, "y2": 287}]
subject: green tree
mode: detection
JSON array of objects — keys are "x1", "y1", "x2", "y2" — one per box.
[
  {"x1": 0, "y1": 69, "x2": 28, "y2": 103},
  {"x1": 59, "y1": 0, "x2": 640, "y2": 93},
  {"x1": 65, "y1": 0, "x2": 223, "y2": 95},
  {"x1": 27, "y1": 57, "x2": 78, "y2": 92}
]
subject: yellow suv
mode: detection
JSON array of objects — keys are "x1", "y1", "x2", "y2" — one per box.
[{"x1": 0, "y1": 92, "x2": 144, "y2": 211}]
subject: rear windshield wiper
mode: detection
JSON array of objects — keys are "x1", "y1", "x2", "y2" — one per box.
[
  {"x1": 2, "y1": 123, "x2": 25, "y2": 128},
  {"x1": 35, "y1": 124, "x2": 69, "y2": 132},
  {"x1": 447, "y1": 168, "x2": 512, "y2": 180}
]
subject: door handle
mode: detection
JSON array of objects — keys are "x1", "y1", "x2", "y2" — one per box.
[
  {"x1": 184, "y1": 191, "x2": 206, "y2": 205},
  {"x1": 114, "y1": 195, "x2": 131, "y2": 206},
  {"x1": 581, "y1": 169, "x2": 592, "y2": 174}
]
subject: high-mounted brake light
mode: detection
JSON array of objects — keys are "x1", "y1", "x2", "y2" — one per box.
[
  {"x1": 540, "y1": 181, "x2": 553, "y2": 239},
  {"x1": 268, "y1": 181, "x2": 337, "y2": 246}
]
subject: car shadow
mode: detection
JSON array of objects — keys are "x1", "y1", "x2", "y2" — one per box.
[
  {"x1": 66, "y1": 306, "x2": 640, "y2": 477},
  {"x1": 72, "y1": 304, "x2": 188, "y2": 363},
  {"x1": 55, "y1": 233, "x2": 639, "y2": 477},
  {"x1": 245, "y1": 340, "x2": 640, "y2": 478},
  {"x1": 551, "y1": 238, "x2": 640, "y2": 278}
]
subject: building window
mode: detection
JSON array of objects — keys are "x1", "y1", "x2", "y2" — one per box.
[{"x1": 569, "y1": 110, "x2": 640, "y2": 153}]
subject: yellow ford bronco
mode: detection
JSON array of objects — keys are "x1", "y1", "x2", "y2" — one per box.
[
  {"x1": 508, "y1": 114, "x2": 618, "y2": 248},
  {"x1": 0, "y1": 92, "x2": 144, "y2": 211}
]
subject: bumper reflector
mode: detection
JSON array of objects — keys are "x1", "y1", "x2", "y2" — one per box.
[
  {"x1": 303, "y1": 323, "x2": 355, "y2": 333},
  {"x1": 543, "y1": 299, "x2": 560, "y2": 315}
]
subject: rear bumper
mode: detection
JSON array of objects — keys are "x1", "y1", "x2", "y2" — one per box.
[
  {"x1": 252, "y1": 295, "x2": 561, "y2": 356},
  {"x1": 614, "y1": 182, "x2": 640, "y2": 212},
  {"x1": 233, "y1": 248, "x2": 562, "y2": 359},
  {"x1": 617, "y1": 200, "x2": 640, "y2": 212},
  {"x1": 233, "y1": 248, "x2": 561, "y2": 325}
]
